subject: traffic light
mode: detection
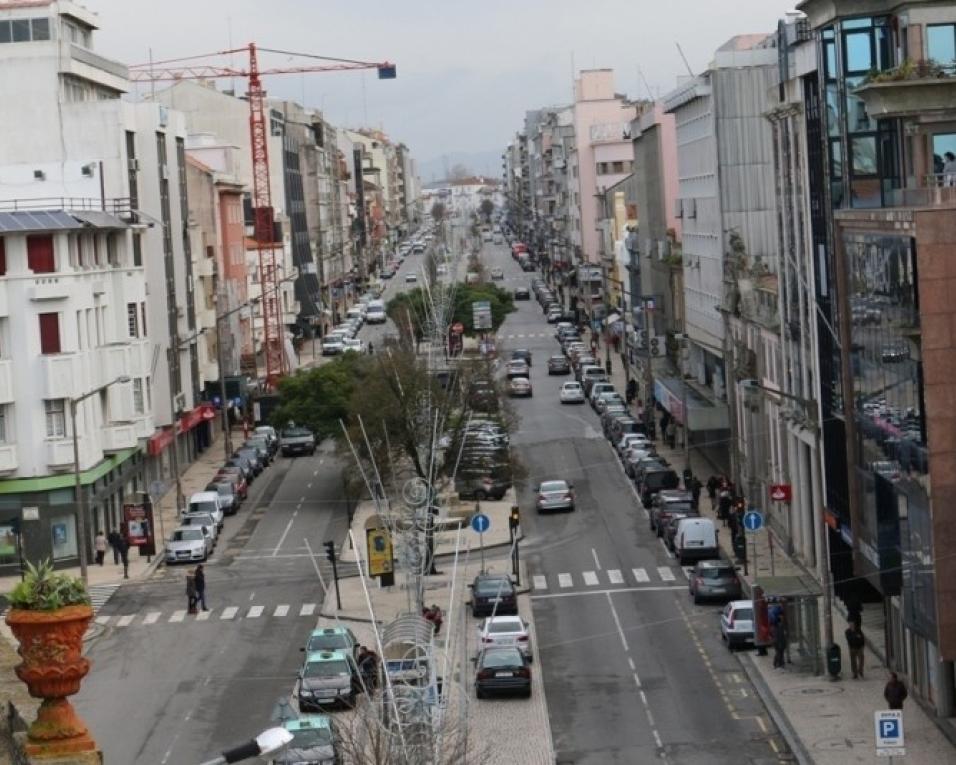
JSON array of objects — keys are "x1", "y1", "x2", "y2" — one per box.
[
  {"x1": 509, "y1": 505, "x2": 520, "y2": 531},
  {"x1": 324, "y1": 540, "x2": 336, "y2": 564}
]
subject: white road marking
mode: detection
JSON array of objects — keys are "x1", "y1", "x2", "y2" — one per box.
[
  {"x1": 168, "y1": 610, "x2": 186, "y2": 623},
  {"x1": 220, "y1": 606, "x2": 238, "y2": 620},
  {"x1": 117, "y1": 614, "x2": 135, "y2": 627},
  {"x1": 274, "y1": 604, "x2": 290, "y2": 617},
  {"x1": 196, "y1": 610, "x2": 211, "y2": 621},
  {"x1": 532, "y1": 575, "x2": 547, "y2": 591},
  {"x1": 632, "y1": 567, "x2": 650, "y2": 583},
  {"x1": 659, "y1": 537, "x2": 675, "y2": 558},
  {"x1": 607, "y1": 569, "x2": 624, "y2": 584},
  {"x1": 95, "y1": 615, "x2": 111, "y2": 625},
  {"x1": 657, "y1": 567, "x2": 676, "y2": 582},
  {"x1": 557, "y1": 573, "x2": 573, "y2": 588},
  {"x1": 247, "y1": 605, "x2": 264, "y2": 618},
  {"x1": 628, "y1": 657, "x2": 636, "y2": 671},
  {"x1": 681, "y1": 566, "x2": 695, "y2": 580},
  {"x1": 583, "y1": 570, "x2": 599, "y2": 586},
  {"x1": 591, "y1": 548, "x2": 602, "y2": 570},
  {"x1": 303, "y1": 537, "x2": 329, "y2": 590},
  {"x1": 313, "y1": 470, "x2": 318, "y2": 476},
  {"x1": 530, "y1": 585, "x2": 686, "y2": 600},
  {"x1": 299, "y1": 603, "x2": 316, "y2": 617},
  {"x1": 143, "y1": 611, "x2": 161, "y2": 625},
  {"x1": 273, "y1": 517, "x2": 295, "y2": 557},
  {"x1": 307, "y1": 483, "x2": 312, "y2": 489},
  {"x1": 605, "y1": 592, "x2": 629, "y2": 651}
]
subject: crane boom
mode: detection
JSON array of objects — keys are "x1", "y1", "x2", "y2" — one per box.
[{"x1": 130, "y1": 43, "x2": 395, "y2": 389}]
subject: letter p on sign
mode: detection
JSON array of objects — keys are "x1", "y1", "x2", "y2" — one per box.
[{"x1": 875, "y1": 710, "x2": 904, "y2": 751}]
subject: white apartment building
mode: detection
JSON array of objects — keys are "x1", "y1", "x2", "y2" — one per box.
[{"x1": 0, "y1": 0, "x2": 210, "y2": 570}]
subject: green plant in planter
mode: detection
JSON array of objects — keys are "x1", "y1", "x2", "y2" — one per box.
[{"x1": 8, "y1": 560, "x2": 90, "y2": 611}]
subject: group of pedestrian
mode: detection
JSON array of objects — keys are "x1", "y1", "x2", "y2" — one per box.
[
  {"x1": 185, "y1": 564, "x2": 208, "y2": 614},
  {"x1": 93, "y1": 528, "x2": 131, "y2": 579}
]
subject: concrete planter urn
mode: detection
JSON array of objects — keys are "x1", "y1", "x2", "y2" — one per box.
[{"x1": 4, "y1": 561, "x2": 96, "y2": 757}]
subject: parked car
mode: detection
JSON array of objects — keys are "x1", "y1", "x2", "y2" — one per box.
[
  {"x1": 649, "y1": 489, "x2": 694, "y2": 533},
  {"x1": 215, "y1": 467, "x2": 248, "y2": 499},
  {"x1": 320, "y1": 338, "x2": 343, "y2": 356},
  {"x1": 274, "y1": 715, "x2": 337, "y2": 765},
  {"x1": 297, "y1": 650, "x2": 360, "y2": 710},
  {"x1": 477, "y1": 615, "x2": 533, "y2": 660},
  {"x1": 535, "y1": 479, "x2": 575, "y2": 513},
  {"x1": 180, "y1": 512, "x2": 220, "y2": 545},
  {"x1": 303, "y1": 626, "x2": 359, "y2": 659},
  {"x1": 165, "y1": 526, "x2": 211, "y2": 564},
  {"x1": 224, "y1": 457, "x2": 254, "y2": 484},
  {"x1": 720, "y1": 600, "x2": 755, "y2": 649},
  {"x1": 204, "y1": 481, "x2": 239, "y2": 516},
  {"x1": 186, "y1": 491, "x2": 224, "y2": 531},
  {"x1": 490, "y1": 267, "x2": 504, "y2": 280},
  {"x1": 559, "y1": 381, "x2": 586, "y2": 404},
  {"x1": 514, "y1": 286, "x2": 531, "y2": 300},
  {"x1": 674, "y1": 517, "x2": 720, "y2": 565},
  {"x1": 510, "y1": 349, "x2": 532, "y2": 367},
  {"x1": 254, "y1": 425, "x2": 279, "y2": 456},
  {"x1": 639, "y1": 466, "x2": 682, "y2": 507},
  {"x1": 594, "y1": 391, "x2": 625, "y2": 414},
  {"x1": 547, "y1": 354, "x2": 570, "y2": 375},
  {"x1": 616, "y1": 433, "x2": 652, "y2": 458},
  {"x1": 505, "y1": 360, "x2": 530, "y2": 379},
  {"x1": 689, "y1": 560, "x2": 742, "y2": 604},
  {"x1": 588, "y1": 382, "x2": 617, "y2": 407},
  {"x1": 581, "y1": 368, "x2": 609, "y2": 394},
  {"x1": 405, "y1": 273, "x2": 418, "y2": 283},
  {"x1": 474, "y1": 647, "x2": 531, "y2": 699},
  {"x1": 470, "y1": 573, "x2": 518, "y2": 617},
  {"x1": 662, "y1": 511, "x2": 698, "y2": 552},
  {"x1": 233, "y1": 448, "x2": 263, "y2": 476},
  {"x1": 455, "y1": 470, "x2": 511, "y2": 501}
]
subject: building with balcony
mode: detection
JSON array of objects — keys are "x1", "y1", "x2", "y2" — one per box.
[{"x1": 795, "y1": 0, "x2": 956, "y2": 718}]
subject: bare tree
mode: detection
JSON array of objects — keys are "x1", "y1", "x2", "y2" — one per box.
[{"x1": 448, "y1": 163, "x2": 471, "y2": 181}]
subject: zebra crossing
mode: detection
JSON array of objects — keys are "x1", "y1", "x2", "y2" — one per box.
[
  {"x1": 93, "y1": 601, "x2": 321, "y2": 629},
  {"x1": 497, "y1": 332, "x2": 554, "y2": 340},
  {"x1": 531, "y1": 566, "x2": 694, "y2": 593},
  {"x1": 88, "y1": 584, "x2": 121, "y2": 613}
]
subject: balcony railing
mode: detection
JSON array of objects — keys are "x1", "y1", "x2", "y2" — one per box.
[
  {"x1": 881, "y1": 177, "x2": 956, "y2": 209},
  {"x1": 0, "y1": 197, "x2": 133, "y2": 216}
]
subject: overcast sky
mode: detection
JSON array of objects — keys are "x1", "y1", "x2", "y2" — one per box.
[{"x1": 88, "y1": 0, "x2": 798, "y2": 171}]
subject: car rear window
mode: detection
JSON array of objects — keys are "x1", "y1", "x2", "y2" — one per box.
[
  {"x1": 539, "y1": 481, "x2": 567, "y2": 492},
  {"x1": 735, "y1": 608, "x2": 753, "y2": 621},
  {"x1": 701, "y1": 567, "x2": 733, "y2": 579},
  {"x1": 475, "y1": 579, "x2": 513, "y2": 595},
  {"x1": 488, "y1": 620, "x2": 522, "y2": 634},
  {"x1": 308, "y1": 634, "x2": 349, "y2": 651},
  {"x1": 481, "y1": 650, "x2": 523, "y2": 668}
]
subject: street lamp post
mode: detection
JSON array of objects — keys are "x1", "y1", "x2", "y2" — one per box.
[{"x1": 71, "y1": 375, "x2": 131, "y2": 583}]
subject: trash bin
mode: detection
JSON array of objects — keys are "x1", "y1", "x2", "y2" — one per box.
[
  {"x1": 733, "y1": 532, "x2": 747, "y2": 562},
  {"x1": 826, "y1": 643, "x2": 842, "y2": 679}
]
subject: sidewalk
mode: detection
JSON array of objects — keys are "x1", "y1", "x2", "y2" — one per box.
[{"x1": 601, "y1": 359, "x2": 956, "y2": 763}]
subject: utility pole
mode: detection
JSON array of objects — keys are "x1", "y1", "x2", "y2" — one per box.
[
  {"x1": 167, "y1": 342, "x2": 186, "y2": 513},
  {"x1": 214, "y1": 269, "x2": 233, "y2": 461}
]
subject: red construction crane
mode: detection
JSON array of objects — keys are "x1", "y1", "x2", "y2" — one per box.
[{"x1": 129, "y1": 44, "x2": 396, "y2": 388}]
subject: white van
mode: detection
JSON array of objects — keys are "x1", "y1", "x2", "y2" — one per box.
[
  {"x1": 674, "y1": 517, "x2": 719, "y2": 565},
  {"x1": 365, "y1": 300, "x2": 387, "y2": 324},
  {"x1": 186, "y1": 491, "x2": 224, "y2": 532}
]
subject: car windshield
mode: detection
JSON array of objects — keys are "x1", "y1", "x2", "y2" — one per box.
[
  {"x1": 190, "y1": 501, "x2": 218, "y2": 514},
  {"x1": 475, "y1": 578, "x2": 512, "y2": 595},
  {"x1": 307, "y1": 634, "x2": 350, "y2": 651},
  {"x1": 283, "y1": 427, "x2": 312, "y2": 437},
  {"x1": 539, "y1": 481, "x2": 567, "y2": 493},
  {"x1": 563, "y1": 383, "x2": 581, "y2": 391},
  {"x1": 488, "y1": 620, "x2": 522, "y2": 634},
  {"x1": 304, "y1": 660, "x2": 350, "y2": 678},
  {"x1": 481, "y1": 650, "x2": 523, "y2": 668},
  {"x1": 701, "y1": 567, "x2": 733, "y2": 580},
  {"x1": 172, "y1": 529, "x2": 203, "y2": 542},
  {"x1": 184, "y1": 514, "x2": 214, "y2": 527},
  {"x1": 289, "y1": 727, "x2": 333, "y2": 748}
]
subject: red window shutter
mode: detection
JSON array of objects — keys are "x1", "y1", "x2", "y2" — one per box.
[
  {"x1": 0, "y1": 238, "x2": 5, "y2": 276},
  {"x1": 38, "y1": 312, "x2": 60, "y2": 354},
  {"x1": 27, "y1": 234, "x2": 55, "y2": 273}
]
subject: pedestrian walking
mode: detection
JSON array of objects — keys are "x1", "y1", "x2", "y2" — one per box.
[
  {"x1": 846, "y1": 619, "x2": 866, "y2": 679},
  {"x1": 884, "y1": 672, "x2": 908, "y2": 710},
  {"x1": 689, "y1": 477, "x2": 702, "y2": 510},
  {"x1": 107, "y1": 528, "x2": 122, "y2": 565},
  {"x1": 117, "y1": 533, "x2": 130, "y2": 579},
  {"x1": 718, "y1": 490, "x2": 732, "y2": 523},
  {"x1": 706, "y1": 476, "x2": 718, "y2": 510},
  {"x1": 185, "y1": 571, "x2": 198, "y2": 615},
  {"x1": 626, "y1": 378, "x2": 637, "y2": 406},
  {"x1": 194, "y1": 563, "x2": 208, "y2": 611},
  {"x1": 367, "y1": 341, "x2": 374, "y2": 355},
  {"x1": 94, "y1": 530, "x2": 107, "y2": 566}
]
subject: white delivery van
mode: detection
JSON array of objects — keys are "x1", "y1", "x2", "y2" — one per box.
[
  {"x1": 186, "y1": 491, "x2": 224, "y2": 532},
  {"x1": 365, "y1": 300, "x2": 387, "y2": 324},
  {"x1": 674, "y1": 517, "x2": 718, "y2": 565}
]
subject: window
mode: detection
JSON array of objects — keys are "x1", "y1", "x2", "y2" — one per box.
[
  {"x1": 127, "y1": 303, "x2": 139, "y2": 338},
  {"x1": 0, "y1": 237, "x2": 5, "y2": 276},
  {"x1": 140, "y1": 302, "x2": 147, "y2": 338},
  {"x1": 50, "y1": 515, "x2": 77, "y2": 560},
  {"x1": 0, "y1": 405, "x2": 6, "y2": 443},
  {"x1": 27, "y1": 234, "x2": 55, "y2": 273},
  {"x1": 45, "y1": 399, "x2": 66, "y2": 438},
  {"x1": 132, "y1": 379, "x2": 144, "y2": 414},
  {"x1": 11, "y1": 19, "x2": 31, "y2": 42},
  {"x1": 928, "y1": 24, "x2": 956, "y2": 66},
  {"x1": 612, "y1": 161, "x2": 625, "y2": 173},
  {"x1": 844, "y1": 31, "x2": 873, "y2": 72},
  {"x1": 38, "y1": 313, "x2": 60, "y2": 354},
  {"x1": 107, "y1": 234, "x2": 118, "y2": 267},
  {"x1": 30, "y1": 18, "x2": 49, "y2": 40},
  {"x1": 132, "y1": 233, "x2": 142, "y2": 267},
  {"x1": 0, "y1": 17, "x2": 51, "y2": 43}
]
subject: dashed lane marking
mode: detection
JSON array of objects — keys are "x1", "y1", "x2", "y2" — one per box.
[
  {"x1": 299, "y1": 603, "x2": 316, "y2": 617},
  {"x1": 116, "y1": 614, "x2": 135, "y2": 627},
  {"x1": 220, "y1": 606, "x2": 238, "y2": 620},
  {"x1": 168, "y1": 610, "x2": 186, "y2": 623},
  {"x1": 657, "y1": 566, "x2": 676, "y2": 582},
  {"x1": 274, "y1": 604, "x2": 290, "y2": 617},
  {"x1": 247, "y1": 605, "x2": 264, "y2": 618},
  {"x1": 532, "y1": 575, "x2": 547, "y2": 591},
  {"x1": 607, "y1": 569, "x2": 624, "y2": 584},
  {"x1": 558, "y1": 573, "x2": 573, "y2": 588},
  {"x1": 582, "y1": 570, "x2": 599, "y2": 586},
  {"x1": 633, "y1": 567, "x2": 650, "y2": 583}
]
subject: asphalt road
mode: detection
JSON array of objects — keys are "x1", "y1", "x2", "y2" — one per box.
[
  {"x1": 484, "y1": 241, "x2": 791, "y2": 764},
  {"x1": 74, "y1": 442, "x2": 349, "y2": 764}
]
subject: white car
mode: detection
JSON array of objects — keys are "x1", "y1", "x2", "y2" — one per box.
[
  {"x1": 559, "y1": 382, "x2": 585, "y2": 404},
  {"x1": 720, "y1": 600, "x2": 755, "y2": 649},
  {"x1": 616, "y1": 433, "x2": 651, "y2": 457},
  {"x1": 320, "y1": 338, "x2": 343, "y2": 356},
  {"x1": 477, "y1": 615, "x2": 533, "y2": 660},
  {"x1": 405, "y1": 273, "x2": 418, "y2": 283},
  {"x1": 436, "y1": 264, "x2": 448, "y2": 275},
  {"x1": 341, "y1": 337, "x2": 364, "y2": 353},
  {"x1": 165, "y1": 526, "x2": 211, "y2": 564}
]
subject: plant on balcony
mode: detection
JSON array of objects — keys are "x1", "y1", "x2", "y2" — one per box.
[
  {"x1": 865, "y1": 58, "x2": 948, "y2": 84},
  {"x1": 5, "y1": 560, "x2": 96, "y2": 756}
]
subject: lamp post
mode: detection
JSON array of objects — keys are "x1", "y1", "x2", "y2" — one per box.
[{"x1": 71, "y1": 375, "x2": 131, "y2": 583}]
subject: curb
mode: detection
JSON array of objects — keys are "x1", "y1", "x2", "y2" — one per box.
[{"x1": 737, "y1": 651, "x2": 813, "y2": 765}]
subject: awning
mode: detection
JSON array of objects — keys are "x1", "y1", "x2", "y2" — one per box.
[
  {"x1": 70, "y1": 210, "x2": 130, "y2": 230},
  {"x1": 654, "y1": 377, "x2": 729, "y2": 431},
  {"x1": 0, "y1": 210, "x2": 82, "y2": 234},
  {"x1": 146, "y1": 403, "x2": 217, "y2": 456}
]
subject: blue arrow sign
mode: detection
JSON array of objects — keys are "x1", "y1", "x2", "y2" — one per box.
[
  {"x1": 471, "y1": 513, "x2": 491, "y2": 533},
  {"x1": 743, "y1": 511, "x2": 763, "y2": 532}
]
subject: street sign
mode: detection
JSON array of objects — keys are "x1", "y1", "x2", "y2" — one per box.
[
  {"x1": 471, "y1": 513, "x2": 491, "y2": 533},
  {"x1": 770, "y1": 484, "x2": 792, "y2": 503},
  {"x1": 875, "y1": 710, "x2": 904, "y2": 756},
  {"x1": 743, "y1": 511, "x2": 763, "y2": 532}
]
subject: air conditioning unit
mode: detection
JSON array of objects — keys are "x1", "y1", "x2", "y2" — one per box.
[
  {"x1": 173, "y1": 392, "x2": 186, "y2": 414},
  {"x1": 649, "y1": 336, "x2": 666, "y2": 357},
  {"x1": 128, "y1": 158, "x2": 139, "y2": 172}
]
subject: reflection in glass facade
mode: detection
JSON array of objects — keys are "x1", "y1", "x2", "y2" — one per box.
[{"x1": 845, "y1": 232, "x2": 934, "y2": 634}]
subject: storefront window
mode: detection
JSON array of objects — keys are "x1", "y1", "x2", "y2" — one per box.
[{"x1": 50, "y1": 514, "x2": 78, "y2": 560}]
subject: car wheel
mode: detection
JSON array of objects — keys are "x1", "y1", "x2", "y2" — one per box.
[
  {"x1": 476, "y1": 687, "x2": 485, "y2": 700},
  {"x1": 692, "y1": 593, "x2": 700, "y2": 605}
]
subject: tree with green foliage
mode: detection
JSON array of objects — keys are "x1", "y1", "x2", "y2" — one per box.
[
  {"x1": 479, "y1": 198, "x2": 494, "y2": 221},
  {"x1": 269, "y1": 353, "x2": 370, "y2": 440},
  {"x1": 451, "y1": 282, "x2": 515, "y2": 335},
  {"x1": 430, "y1": 201, "x2": 446, "y2": 223},
  {"x1": 386, "y1": 288, "x2": 430, "y2": 346}
]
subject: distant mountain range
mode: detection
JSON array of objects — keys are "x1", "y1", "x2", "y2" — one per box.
[{"x1": 417, "y1": 149, "x2": 503, "y2": 184}]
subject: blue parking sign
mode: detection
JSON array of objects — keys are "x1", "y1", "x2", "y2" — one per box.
[{"x1": 874, "y1": 709, "x2": 904, "y2": 751}]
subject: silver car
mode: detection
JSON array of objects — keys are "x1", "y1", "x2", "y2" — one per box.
[
  {"x1": 180, "y1": 512, "x2": 219, "y2": 545},
  {"x1": 165, "y1": 526, "x2": 211, "y2": 564},
  {"x1": 535, "y1": 479, "x2": 575, "y2": 513},
  {"x1": 478, "y1": 615, "x2": 533, "y2": 660}
]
